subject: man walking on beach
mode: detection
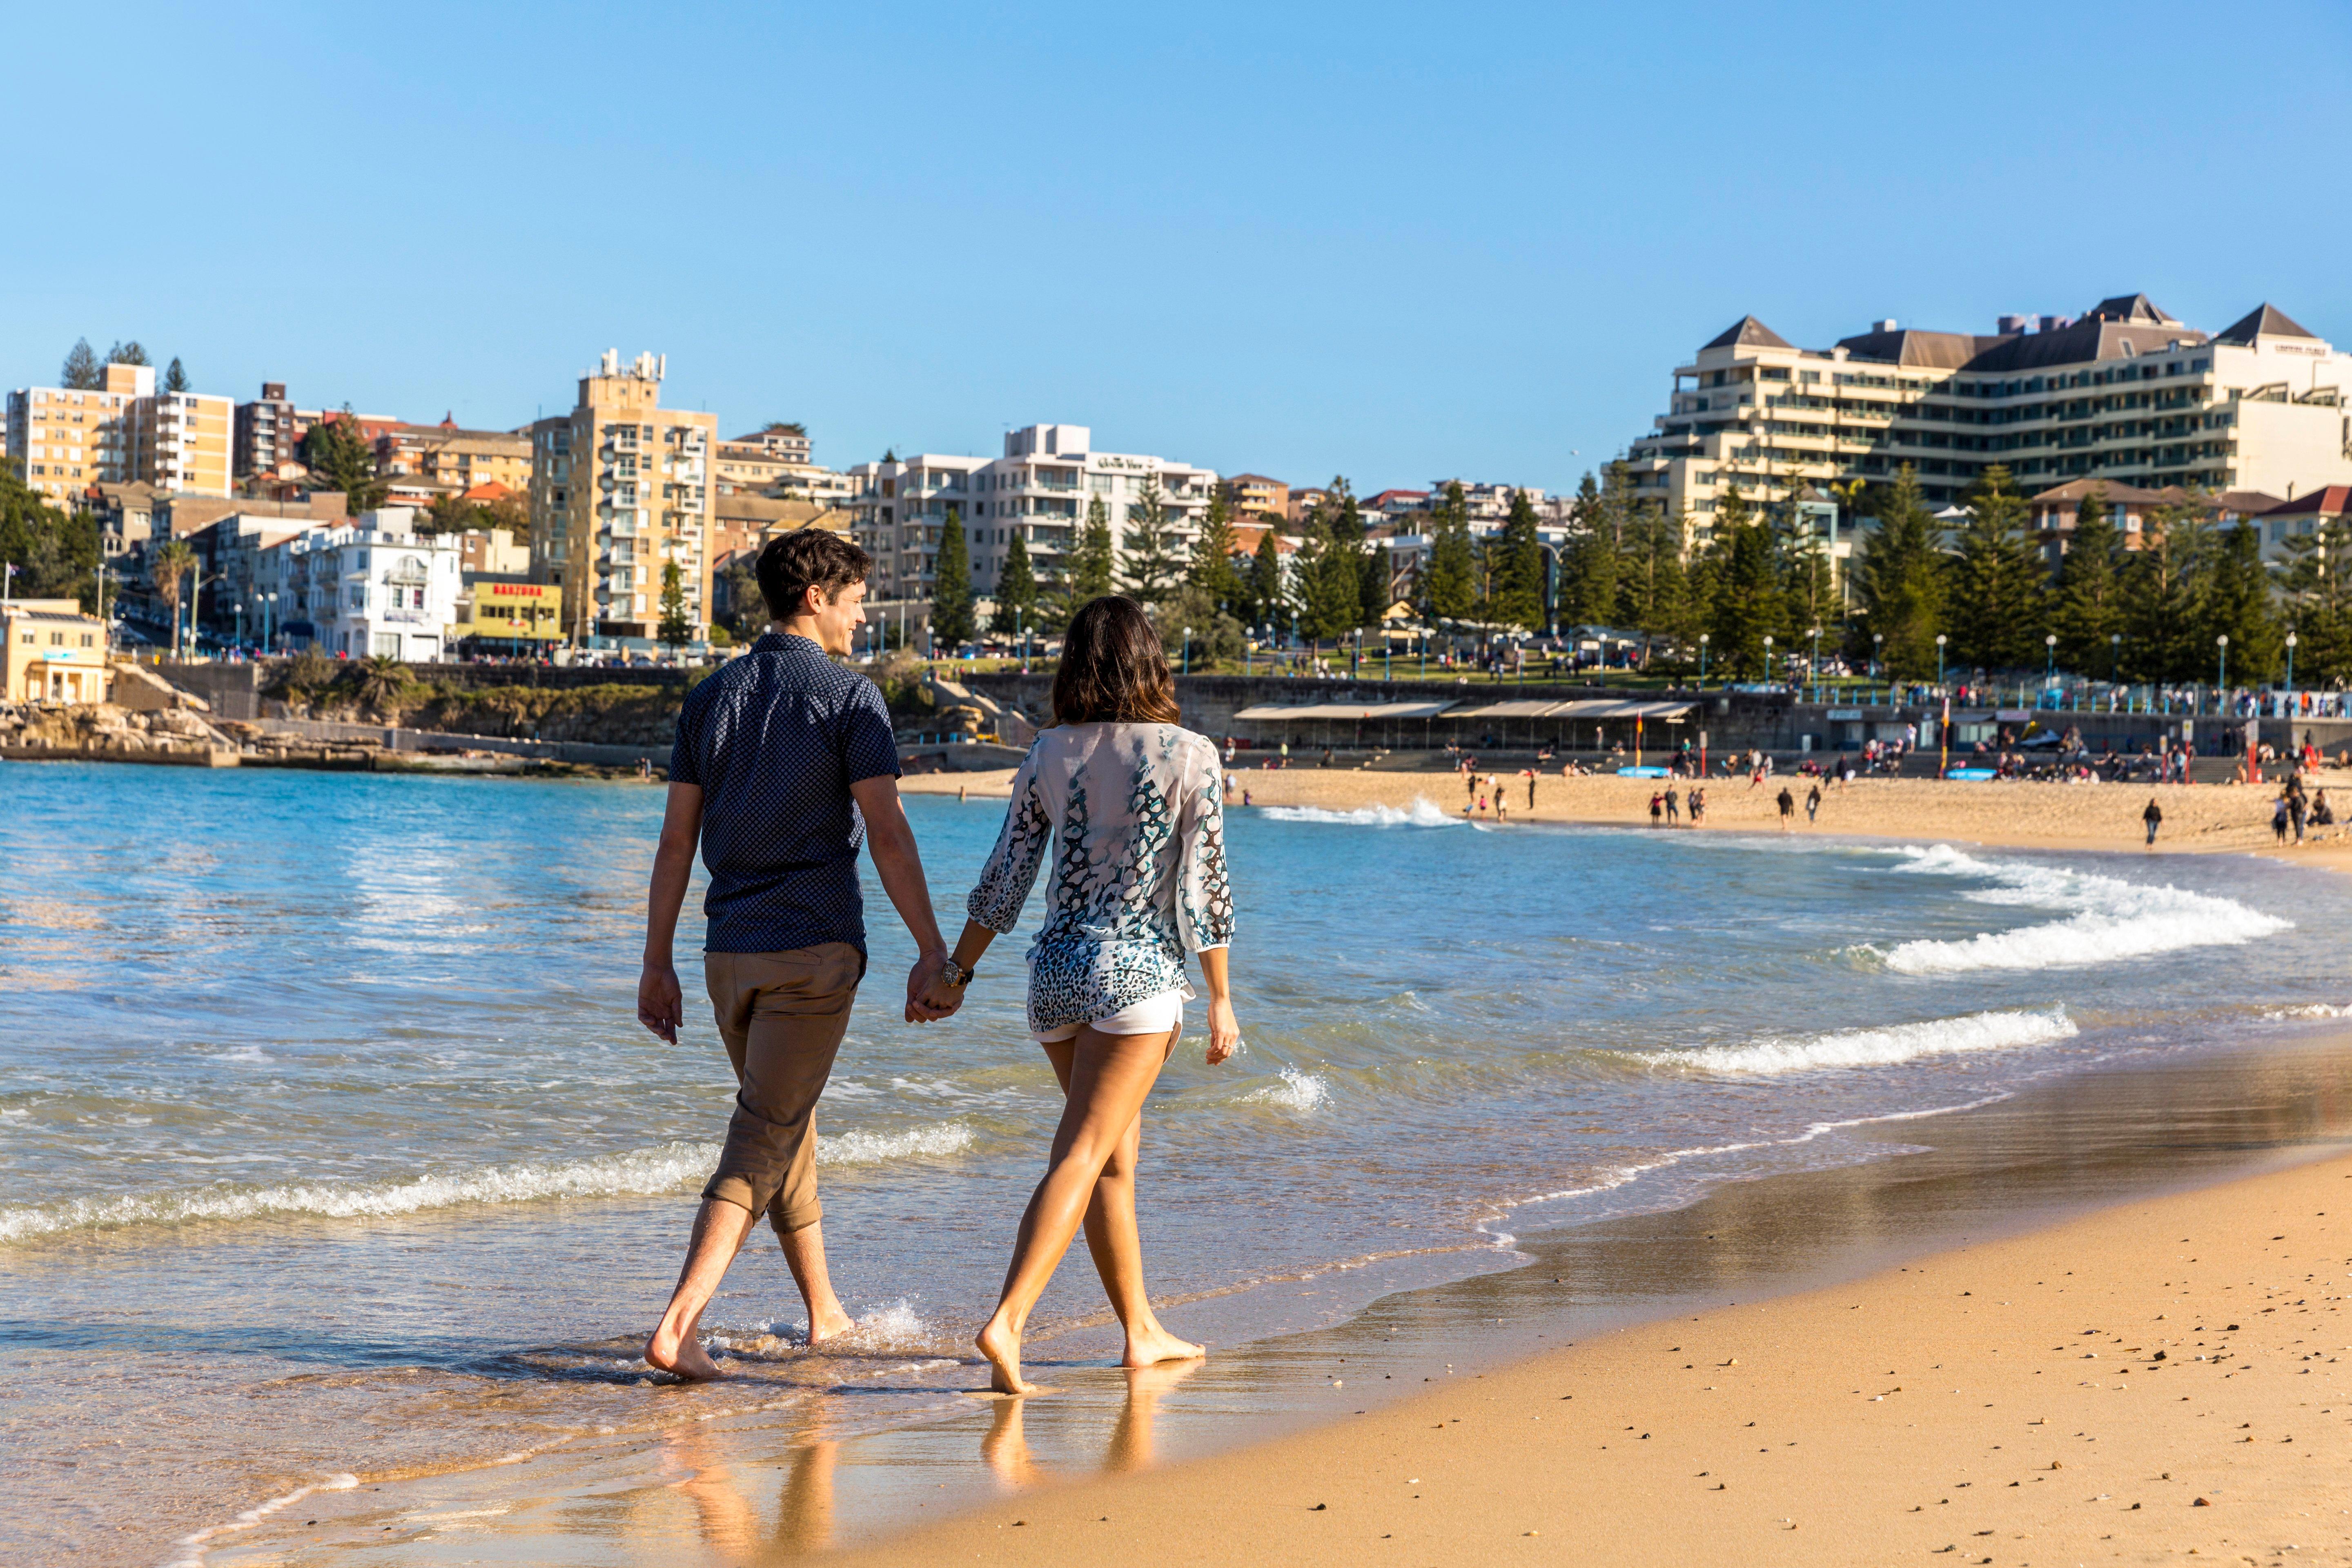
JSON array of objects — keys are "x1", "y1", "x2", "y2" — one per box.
[
  {"x1": 637, "y1": 530, "x2": 958, "y2": 1380},
  {"x1": 1776, "y1": 784, "x2": 1795, "y2": 832},
  {"x1": 2143, "y1": 796, "x2": 2163, "y2": 849}
]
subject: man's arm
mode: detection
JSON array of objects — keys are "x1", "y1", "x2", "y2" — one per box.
[
  {"x1": 848, "y1": 774, "x2": 955, "y2": 1022},
  {"x1": 637, "y1": 782, "x2": 704, "y2": 1044}
]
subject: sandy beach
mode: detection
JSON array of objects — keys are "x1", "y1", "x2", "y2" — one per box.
[
  {"x1": 905, "y1": 763, "x2": 2352, "y2": 871},
  {"x1": 833, "y1": 1145, "x2": 2352, "y2": 1567}
]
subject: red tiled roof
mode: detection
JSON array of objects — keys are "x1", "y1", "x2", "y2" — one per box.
[{"x1": 2260, "y1": 485, "x2": 2352, "y2": 517}]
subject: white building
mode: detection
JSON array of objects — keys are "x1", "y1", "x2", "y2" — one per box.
[
  {"x1": 1625, "y1": 294, "x2": 2352, "y2": 540},
  {"x1": 847, "y1": 423, "x2": 1217, "y2": 606},
  {"x1": 266, "y1": 508, "x2": 462, "y2": 660}
]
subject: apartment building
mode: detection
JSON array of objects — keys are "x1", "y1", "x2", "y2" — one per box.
[
  {"x1": 1626, "y1": 294, "x2": 2352, "y2": 539},
  {"x1": 234, "y1": 383, "x2": 298, "y2": 478},
  {"x1": 6, "y1": 364, "x2": 147, "y2": 501},
  {"x1": 1221, "y1": 473, "x2": 1289, "y2": 519},
  {"x1": 528, "y1": 351, "x2": 717, "y2": 643},
  {"x1": 268, "y1": 508, "x2": 463, "y2": 660},
  {"x1": 7, "y1": 363, "x2": 235, "y2": 501},
  {"x1": 845, "y1": 424, "x2": 1216, "y2": 606},
  {"x1": 378, "y1": 419, "x2": 533, "y2": 494}
]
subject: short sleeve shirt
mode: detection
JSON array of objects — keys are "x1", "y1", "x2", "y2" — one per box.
[{"x1": 669, "y1": 633, "x2": 901, "y2": 955}]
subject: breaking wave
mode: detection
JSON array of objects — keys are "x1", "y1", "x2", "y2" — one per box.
[
  {"x1": 1864, "y1": 844, "x2": 2290, "y2": 976},
  {"x1": 1638, "y1": 1008, "x2": 2078, "y2": 1076},
  {"x1": 0, "y1": 1122, "x2": 976, "y2": 1245},
  {"x1": 1258, "y1": 797, "x2": 1467, "y2": 828},
  {"x1": 1245, "y1": 1066, "x2": 1332, "y2": 1110}
]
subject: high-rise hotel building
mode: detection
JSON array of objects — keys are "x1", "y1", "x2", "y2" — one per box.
[
  {"x1": 528, "y1": 351, "x2": 715, "y2": 643},
  {"x1": 1626, "y1": 294, "x2": 2352, "y2": 539},
  {"x1": 7, "y1": 363, "x2": 233, "y2": 503}
]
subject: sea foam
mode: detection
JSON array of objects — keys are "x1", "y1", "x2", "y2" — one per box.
[
  {"x1": 1245, "y1": 1066, "x2": 1332, "y2": 1110},
  {"x1": 1258, "y1": 797, "x2": 1466, "y2": 828},
  {"x1": 0, "y1": 1122, "x2": 975, "y2": 1245},
  {"x1": 1866, "y1": 844, "x2": 2290, "y2": 975},
  {"x1": 1643, "y1": 1007, "x2": 2077, "y2": 1076}
]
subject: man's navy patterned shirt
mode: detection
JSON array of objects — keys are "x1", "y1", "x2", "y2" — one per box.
[{"x1": 669, "y1": 633, "x2": 901, "y2": 955}]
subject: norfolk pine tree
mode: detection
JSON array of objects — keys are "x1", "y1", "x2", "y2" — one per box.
[
  {"x1": 1185, "y1": 488, "x2": 1243, "y2": 615},
  {"x1": 1422, "y1": 480, "x2": 1477, "y2": 622},
  {"x1": 2051, "y1": 485, "x2": 2125, "y2": 676},
  {"x1": 60, "y1": 339, "x2": 102, "y2": 390},
  {"x1": 301, "y1": 409, "x2": 387, "y2": 514},
  {"x1": 2122, "y1": 500, "x2": 2211, "y2": 680},
  {"x1": 991, "y1": 530, "x2": 1038, "y2": 637},
  {"x1": 1703, "y1": 488, "x2": 1784, "y2": 679},
  {"x1": 164, "y1": 357, "x2": 190, "y2": 394},
  {"x1": 657, "y1": 561, "x2": 692, "y2": 650},
  {"x1": 1249, "y1": 525, "x2": 1287, "y2": 634},
  {"x1": 2279, "y1": 511, "x2": 2352, "y2": 685},
  {"x1": 931, "y1": 506, "x2": 976, "y2": 648},
  {"x1": 1490, "y1": 488, "x2": 1546, "y2": 630},
  {"x1": 1069, "y1": 495, "x2": 1116, "y2": 608},
  {"x1": 1117, "y1": 481, "x2": 1183, "y2": 605},
  {"x1": 2201, "y1": 521, "x2": 2282, "y2": 683},
  {"x1": 1944, "y1": 465, "x2": 2045, "y2": 671},
  {"x1": 1849, "y1": 465, "x2": 1944, "y2": 679}
]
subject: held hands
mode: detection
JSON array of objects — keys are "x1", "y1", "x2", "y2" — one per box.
[
  {"x1": 637, "y1": 962, "x2": 684, "y2": 1044},
  {"x1": 905, "y1": 951, "x2": 965, "y2": 1024},
  {"x1": 1204, "y1": 996, "x2": 1241, "y2": 1065}
]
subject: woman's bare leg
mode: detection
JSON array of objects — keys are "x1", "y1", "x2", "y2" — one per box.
[
  {"x1": 978, "y1": 1027, "x2": 1174, "y2": 1393},
  {"x1": 1040, "y1": 1034, "x2": 1202, "y2": 1368}
]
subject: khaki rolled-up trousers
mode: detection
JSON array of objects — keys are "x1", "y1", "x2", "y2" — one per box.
[{"x1": 700, "y1": 942, "x2": 864, "y2": 1236}]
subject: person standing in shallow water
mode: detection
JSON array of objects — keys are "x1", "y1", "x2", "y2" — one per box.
[
  {"x1": 912, "y1": 595, "x2": 1241, "y2": 1396},
  {"x1": 636, "y1": 530, "x2": 957, "y2": 1381}
]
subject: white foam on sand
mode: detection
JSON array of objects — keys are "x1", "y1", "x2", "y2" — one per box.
[
  {"x1": 1245, "y1": 1067, "x2": 1332, "y2": 1111},
  {"x1": 2261, "y1": 1002, "x2": 2352, "y2": 1020},
  {"x1": 1864, "y1": 844, "x2": 2290, "y2": 976},
  {"x1": 1, "y1": 1121, "x2": 976, "y2": 1245},
  {"x1": 1258, "y1": 797, "x2": 1467, "y2": 829},
  {"x1": 164, "y1": 1472, "x2": 360, "y2": 1567},
  {"x1": 1641, "y1": 1007, "x2": 2078, "y2": 1076}
]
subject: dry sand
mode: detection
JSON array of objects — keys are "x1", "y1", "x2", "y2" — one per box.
[
  {"x1": 904, "y1": 764, "x2": 2352, "y2": 872},
  {"x1": 831, "y1": 1149, "x2": 2352, "y2": 1567}
]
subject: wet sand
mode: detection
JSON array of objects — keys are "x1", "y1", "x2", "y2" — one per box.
[
  {"x1": 215, "y1": 1030, "x2": 2352, "y2": 1566},
  {"x1": 834, "y1": 1040, "x2": 2352, "y2": 1568},
  {"x1": 903, "y1": 764, "x2": 2352, "y2": 870}
]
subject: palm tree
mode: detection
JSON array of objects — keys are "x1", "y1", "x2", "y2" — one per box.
[
  {"x1": 150, "y1": 541, "x2": 197, "y2": 659},
  {"x1": 346, "y1": 655, "x2": 409, "y2": 714}
]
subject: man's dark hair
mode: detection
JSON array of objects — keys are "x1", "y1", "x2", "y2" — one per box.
[{"x1": 756, "y1": 528, "x2": 872, "y2": 621}]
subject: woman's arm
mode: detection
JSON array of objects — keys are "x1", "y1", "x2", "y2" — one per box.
[
  {"x1": 1197, "y1": 945, "x2": 1238, "y2": 1065},
  {"x1": 912, "y1": 918, "x2": 998, "y2": 1016}
]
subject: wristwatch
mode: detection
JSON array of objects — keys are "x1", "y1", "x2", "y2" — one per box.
[{"x1": 937, "y1": 958, "x2": 974, "y2": 988}]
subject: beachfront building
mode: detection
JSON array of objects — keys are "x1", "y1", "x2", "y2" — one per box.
[
  {"x1": 267, "y1": 508, "x2": 463, "y2": 661},
  {"x1": 1625, "y1": 294, "x2": 2352, "y2": 543},
  {"x1": 2, "y1": 598, "x2": 111, "y2": 704},
  {"x1": 5, "y1": 363, "x2": 235, "y2": 503},
  {"x1": 527, "y1": 351, "x2": 717, "y2": 644},
  {"x1": 457, "y1": 579, "x2": 564, "y2": 652},
  {"x1": 846, "y1": 424, "x2": 1216, "y2": 608}
]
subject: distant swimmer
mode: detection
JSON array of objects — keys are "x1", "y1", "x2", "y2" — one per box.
[
  {"x1": 1776, "y1": 785, "x2": 1795, "y2": 831},
  {"x1": 2143, "y1": 795, "x2": 2163, "y2": 848}
]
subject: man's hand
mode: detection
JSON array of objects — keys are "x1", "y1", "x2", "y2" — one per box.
[
  {"x1": 905, "y1": 951, "x2": 963, "y2": 1023},
  {"x1": 638, "y1": 962, "x2": 684, "y2": 1044}
]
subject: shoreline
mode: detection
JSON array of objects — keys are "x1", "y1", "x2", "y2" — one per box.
[
  {"x1": 835, "y1": 1113, "x2": 2352, "y2": 1566},
  {"x1": 903, "y1": 764, "x2": 2352, "y2": 871}
]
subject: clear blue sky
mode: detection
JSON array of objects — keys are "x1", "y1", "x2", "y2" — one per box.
[{"x1": 7, "y1": 1, "x2": 2347, "y2": 497}]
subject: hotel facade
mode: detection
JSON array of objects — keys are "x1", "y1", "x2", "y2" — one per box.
[{"x1": 1625, "y1": 294, "x2": 2352, "y2": 540}]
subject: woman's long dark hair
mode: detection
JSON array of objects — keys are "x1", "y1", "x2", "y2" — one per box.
[{"x1": 1051, "y1": 595, "x2": 1181, "y2": 726}]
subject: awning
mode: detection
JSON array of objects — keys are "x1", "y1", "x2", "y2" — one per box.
[
  {"x1": 1229, "y1": 701, "x2": 1458, "y2": 722},
  {"x1": 1450, "y1": 698, "x2": 1696, "y2": 720}
]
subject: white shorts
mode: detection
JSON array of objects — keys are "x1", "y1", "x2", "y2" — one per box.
[{"x1": 1033, "y1": 989, "x2": 1185, "y2": 1044}]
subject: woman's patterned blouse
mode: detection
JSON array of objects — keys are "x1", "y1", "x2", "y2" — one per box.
[{"x1": 966, "y1": 722, "x2": 1234, "y2": 1034}]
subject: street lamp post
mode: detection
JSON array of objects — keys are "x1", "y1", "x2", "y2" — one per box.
[
  {"x1": 1935, "y1": 633, "x2": 1947, "y2": 692},
  {"x1": 1762, "y1": 633, "x2": 1773, "y2": 686},
  {"x1": 1182, "y1": 626, "x2": 1192, "y2": 677},
  {"x1": 2216, "y1": 634, "x2": 2228, "y2": 706},
  {"x1": 2285, "y1": 630, "x2": 2298, "y2": 712},
  {"x1": 2045, "y1": 632, "x2": 2057, "y2": 706},
  {"x1": 1809, "y1": 624, "x2": 1822, "y2": 700},
  {"x1": 1698, "y1": 632, "x2": 1709, "y2": 686}
]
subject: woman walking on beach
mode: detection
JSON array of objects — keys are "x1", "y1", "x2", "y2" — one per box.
[{"x1": 915, "y1": 596, "x2": 1240, "y2": 1395}]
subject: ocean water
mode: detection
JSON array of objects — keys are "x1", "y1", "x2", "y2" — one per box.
[{"x1": 5, "y1": 762, "x2": 2350, "y2": 1565}]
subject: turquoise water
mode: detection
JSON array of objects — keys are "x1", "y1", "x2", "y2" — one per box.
[{"x1": 4, "y1": 762, "x2": 2350, "y2": 1564}]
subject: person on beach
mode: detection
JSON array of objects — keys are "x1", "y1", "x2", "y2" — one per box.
[
  {"x1": 1805, "y1": 782, "x2": 1821, "y2": 826},
  {"x1": 2272, "y1": 795, "x2": 2290, "y2": 844},
  {"x1": 913, "y1": 595, "x2": 1240, "y2": 1395},
  {"x1": 637, "y1": 531, "x2": 956, "y2": 1381},
  {"x1": 2143, "y1": 796, "x2": 2163, "y2": 848},
  {"x1": 1776, "y1": 785, "x2": 1795, "y2": 831},
  {"x1": 1526, "y1": 771, "x2": 1537, "y2": 812},
  {"x1": 1688, "y1": 786, "x2": 1706, "y2": 826},
  {"x1": 1664, "y1": 785, "x2": 1680, "y2": 825},
  {"x1": 1648, "y1": 790, "x2": 1663, "y2": 827}
]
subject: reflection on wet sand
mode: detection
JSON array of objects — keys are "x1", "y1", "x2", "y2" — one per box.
[
  {"x1": 982, "y1": 1359, "x2": 1200, "y2": 1491},
  {"x1": 660, "y1": 1419, "x2": 839, "y2": 1562}
]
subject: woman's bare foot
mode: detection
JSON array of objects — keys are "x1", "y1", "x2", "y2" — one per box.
[
  {"x1": 646, "y1": 1322, "x2": 727, "y2": 1380},
  {"x1": 1121, "y1": 1320, "x2": 1204, "y2": 1369},
  {"x1": 976, "y1": 1318, "x2": 1031, "y2": 1394}
]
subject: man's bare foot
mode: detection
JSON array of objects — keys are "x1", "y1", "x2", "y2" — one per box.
[
  {"x1": 1120, "y1": 1321, "x2": 1204, "y2": 1369},
  {"x1": 976, "y1": 1318, "x2": 1031, "y2": 1394},
  {"x1": 805, "y1": 1304, "x2": 857, "y2": 1347},
  {"x1": 646, "y1": 1323, "x2": 727, "y2": 1381}
]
